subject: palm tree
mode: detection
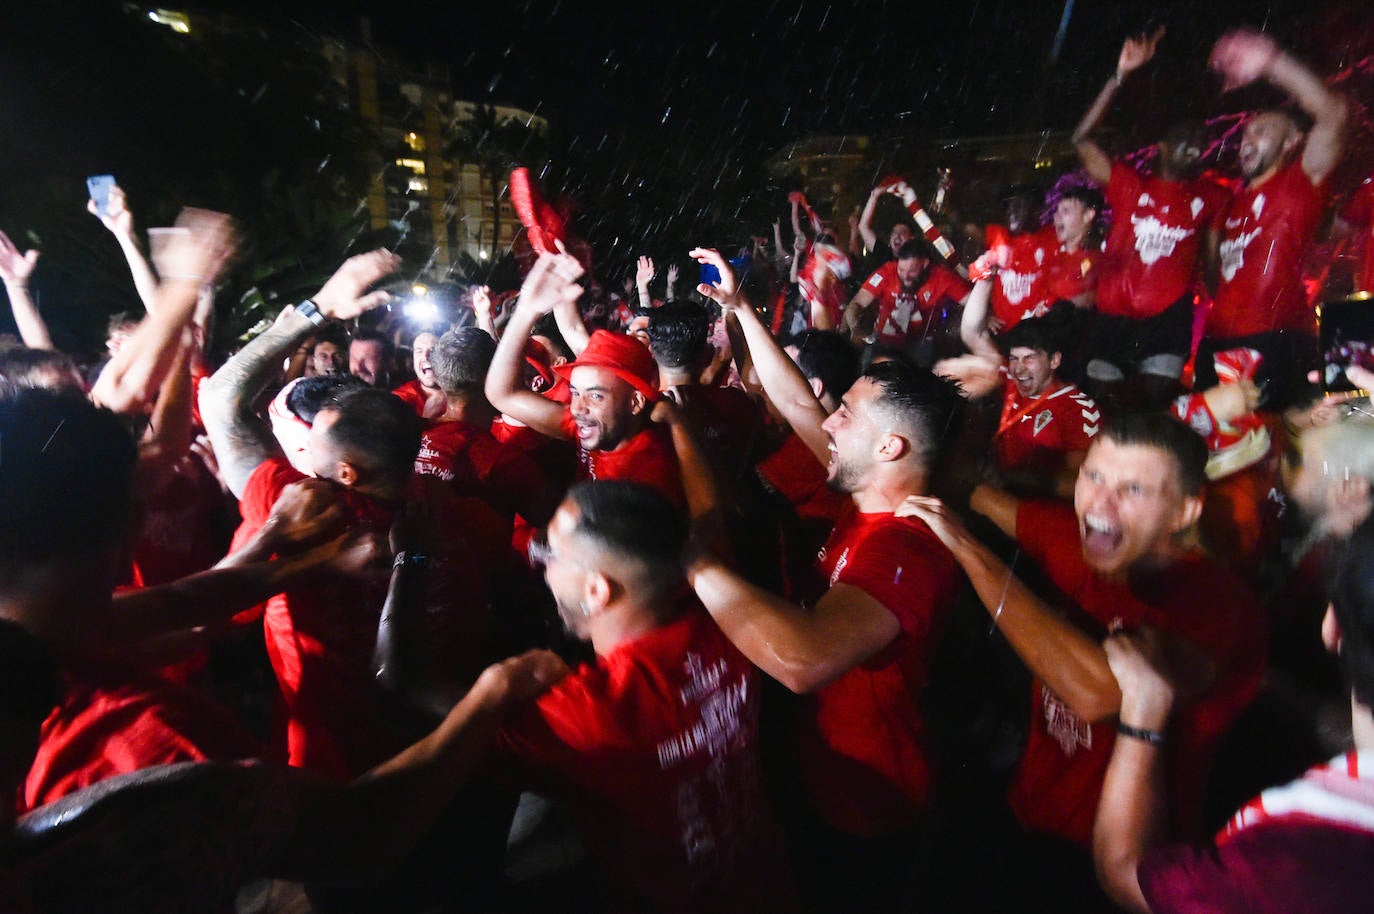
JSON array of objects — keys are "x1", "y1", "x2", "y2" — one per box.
[{"x1": 445, "y1": 105, "x2": 548, "y2": 262}]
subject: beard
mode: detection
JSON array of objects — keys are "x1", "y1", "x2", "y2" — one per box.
[
  {"x1": 826, "y1": 453, "x2": 865, "y2": 495},
  {"x1": 555, "y1": 598, "x2": 590, "y2": 639}
]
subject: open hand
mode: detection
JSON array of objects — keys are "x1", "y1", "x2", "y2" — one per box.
[
  {"x1": 893, "y1": 494, "x2": 974, "y2": 552},
  {"x1": 1103, "y1": 627, "x2": 1176, "y2": 729},
  {"x1": 1118, "y1": 26, "x2": 1165, "y2": 78},
  {"x1": 1209, "y1": 29, "x2": 1281, "y2": 92},
  {"x1": 313, "y1": 249, "x2": 401, "y2": 320},
  {"x1": 689, "y1": 247, "x2": 741, "y2": 310},
  {"x1": 517, "y1": 251, "x2": 584, "y2": 317},
  {"x1": 635, "y1": 255, "x2": 655, "y2": 286},
  {"x1": 149, "y1": 208, "x2": 237, "y2": 288},
  {"x1": 0, "y1": 230, "x2": 39, "y2": 288}
]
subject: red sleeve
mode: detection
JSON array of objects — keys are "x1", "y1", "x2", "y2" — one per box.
[
  {"x1": 831, "y1": 520, "x2": 957, "y2": 640},
  {"x1": 1106, "y1": 161, "x2": 1142, "y2": 215},
  {"x1": 863, "y1": 264, "x2": 892, "y2": 293},
  {"x1": 237, "y1": 457, "x2": 305, "y2": 533},
  {"x1": 932, "y1": 267, "x2": 972, "y2": 304},
  {"x1": 391, "y1": 381, "x2": 427, "y2": 416},
  {"x1": 493, "y1": 670, "x2": 614, "y2": 791}
]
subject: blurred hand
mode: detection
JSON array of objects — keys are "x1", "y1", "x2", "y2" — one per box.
[
  {"x1": 313, "y1": 249, "x2": 401, "y2": 320},
  {"x1": 665, "y1": 263, "x2": 679, "y2": 286},
  {"x1": 1118, "y1": 26, "x2": 1165, "y2": 77},
  {"x1": 150, "y1": 208, "x2": 237, "y2": 288},
  {"x1": 0, "y1": 230, "x2": 40, "y2": 288},
  {"x1": 87, "y1": 184, "x2": 135, "y2": 238},
  {"x1": 265, "y1": 479, "x2": 347, "y2": 550},
  {"x1": 317, "y1": 526, "x2": 390, "y2": 581},
  {"x1": 1210, "y1": 29, "x2": 1281, "y2": 92},
  {"x1": 635, "y1": 255, "x2": 655, "y2": 286},
  {"x1": 1104, "y1": 627, "x2": 1176, "y2": 729},
  {"x1": 472, "y1": 284, "x2": 494, "y2": 320},
  {"x1": 516, "y1": 252, "x2": 584, "y2": 317},
  {"x1": 471, "y1": 648, "x2": 571, "y2": 709},
  {"x1": 689, "y1": 247, "x2": 741, "y2": 310},
  {"x1": 933, "y1": 353, "x2": 1003, "y2": 399}
]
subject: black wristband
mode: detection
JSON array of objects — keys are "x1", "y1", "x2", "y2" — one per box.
[{"x1": 1116, "y1": 721, "x2": 1165, "y2": 746}]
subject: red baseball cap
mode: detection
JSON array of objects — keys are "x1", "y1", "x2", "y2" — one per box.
[{"x1": 554, "y1": 329, "x2": 659, "y2": 400}]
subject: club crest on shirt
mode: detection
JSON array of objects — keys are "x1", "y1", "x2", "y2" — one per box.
[{"x1": 1033, "y1": 409, "x2": 1053, "y2": 436}]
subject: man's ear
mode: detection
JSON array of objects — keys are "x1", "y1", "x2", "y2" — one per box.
[
  {"x1": 335, "y1": 461, "x2": 359, "y2": 488},
  {"x1": 1174, "y1": 493, "x2": 1204, "y2": 534},
  {"x1": 628, "y1": 390, "x2": 648, "y2": 417},
  {"x1": 1049, "y1": 352, "x2": 1063, "y2": 373},
  {"x1": 875, "y1": 432, "x2": 909, "y2": 463},
  {"x1": 582, "y1": 571, "x2": 613, "y2": 616}
]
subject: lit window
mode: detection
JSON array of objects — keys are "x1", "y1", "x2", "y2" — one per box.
[
  {"x1": 395, "y1": 158, "x2": 426, "y2": 175},
  {"x1": 408, "y1": 177, "x2": 429, "y2": 193},
  {"x1": 404, "y1": 132, "x2": 426, "y2": 152},
  {"x1": 147, "y1": 9, "x2": 191, "y2": 33}
]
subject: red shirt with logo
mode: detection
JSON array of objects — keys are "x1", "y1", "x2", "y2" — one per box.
[
  {"x1": 861, "y1": 262, "x2": 971, "y2": 347},
  {"x1": 233, "y1": 458, "x2": 510, "y2": 778},
  {"x1": 1042, "y1": 240, "x2": 1102, "y2": 306},
  {"x1": 1211, "y1": 160, "x2": 1326, "y2": 337},
  {"x1": 415, "y1": 418, "x2": 553, "y2": 522},
  {"x1": 1008, "y1": 501, "x2": 1266, "y2": 846},
  {"x1": 755, "y1": 430, "x2": 847, "y2": 597},
  {"x1": 994, "y1": 380, "x2": 1099, "y2": 479},
  {"x1": 799, "y1": 505, "x2": 960, "y2": 836},
  {"x1": 495, "y1": 608, "x2": 793, "y2": 913},
  {"x1": 558, "y1": 412, "x2": 684, "y2": 507},
  {"x1": 989, "y1": 225, "x2": 1058, "y2": 330},
  {"x1": 1099, "y1": 163, "x2": 1227, "y2": 318}
]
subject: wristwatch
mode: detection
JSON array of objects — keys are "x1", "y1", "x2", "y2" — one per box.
[
  {"x1": 295, "y1": 299, "x2": 326, "y2": 327},
  {"x1": 392, "y1": 550, "x2": 430, "y2": 570}
]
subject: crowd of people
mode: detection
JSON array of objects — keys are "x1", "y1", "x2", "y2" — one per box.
[{"x1": 1, "y1": 25, "x2": 1373, "y2": 914}]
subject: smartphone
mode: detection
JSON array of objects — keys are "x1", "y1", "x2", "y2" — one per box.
[{"x1": 86, "y1": 175, "x2": 116, "y2": 217}]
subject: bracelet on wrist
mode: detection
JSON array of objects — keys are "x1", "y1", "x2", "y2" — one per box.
[{"x1": 1117, "y1": 721, "x2": 1165, "y2": 746}]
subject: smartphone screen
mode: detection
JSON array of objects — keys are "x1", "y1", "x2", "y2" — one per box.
[
  {"x1": 1320, "y1": 297, "x2": 1374, "y2": 392},
  {"x1": 86, "y1": 175, "x2": 116, "y2": 217}
]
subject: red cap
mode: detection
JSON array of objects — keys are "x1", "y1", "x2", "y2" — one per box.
[{"x1": 554, "y1": 329, "x2": 658, "y2": 400}]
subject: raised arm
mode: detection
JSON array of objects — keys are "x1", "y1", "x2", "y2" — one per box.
[
  {"x1": 552, "y1": 294, "x2": 591, "y2": 356},
  {"x1": 1073, "y1": 29, "x2": 1164, "y2": 186},
  {"x1": 856, "y1": 185, "x2": 885, "y2": 252},
  {"x1": 1210, "y1": 29, "x2": 1348, "y2": 184},
  {"x1": 0, "y1": 230, "x2": 50, "y2": 349},
  {"x1": 92, "y1": 208, "x2": 236, "y2": 414},
  {"x1": 484, "y1": 252, "x2": 584, "y2": 439},
  {"x1": 89, "y1": 185, "x2": 161, "y2": 313},
  {"x1": 691, "y1": 247, "x2": 830, "y2": 463},
  {"x1": 898, "y1": 495, "x2": 1122, "y2": 721},
  {"x1": 1093, "y1": 630, "x2": 1177, "y2": 914},
  {"x1": 959, "y1": 272, "x2": 1002, "y2": 360},
  {"x1": 199, "y1": 249, "x2": 399, "y2": 497},
  {"x1": 635, "y1": 255, "x2": 654, "y2": 308}
]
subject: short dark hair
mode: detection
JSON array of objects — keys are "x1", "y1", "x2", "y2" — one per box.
[
  {"x1": 896, "y1": 238, "x2": 938, "y2": 262},
  {"x1": 1098, "y1": 413, "x2": 1208, "y2": 496},
  {"x1": 860, "y1": 359, "x2": 965, "y2": 467},
  {"x1": 566, "y1": 481, "x2": 688, "y2": 610},
  {"x1": 0, "y1": 389, "x2": 137, "y2": 574},
  {"x1": 431, "y1": 328, "x2": 497, "y2": 396},
  {"x1": 286, "y1": 374, "x2": 369, "y2": 424},
  {"x1": 320, "y1": 387, "x2": 422, "y2": 481},
  {"x1": 647, "y1": 300, "x2": 711, "y2": 370},
  {"x1": 0, "y1": 347, "x2": 81, "y2": 392},
  {"x1": 1058, "y1": 185, "x2": 1103, "y2": 214},
  {"x1": 1333, "y1": 517, "x2": 1374, "y2": 708},
  {"x1": 530, "y1": 312, "x2": 573, "y2": 362},
  {"x1": 997, "y1": 301, "x2": 1079, "y2": 358},
  {"x1": 786, "y1": 330, "x2": 859, "y2": 402},
  {"x1": 350, "y1": 328, "x2": 393, "y2": 358}
]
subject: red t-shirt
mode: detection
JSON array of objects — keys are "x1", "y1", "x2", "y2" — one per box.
[
  {"x1": 989, "y1": 225, "x2": 1058, "y2": 330},
  {"x1": 755, "y1": 430, "x2": 847, "y2": 597},
  {"x1": 1042, "y1": 240, "x2": 1102, "y2": 305},
  {"x1": 21, "y1": 666, "x2": 255, "y2": 813},
  {"x1": 861, "y1": 262, "x2": 971, "y2": 347},
  {"x1": 391, "y1": 379, "x2": 430, "y2": 416},
  {"x1": 1007, "y1": 501, "x2": 1267, "y2": 846},
  {"x1": 994, "y1": 380, "x2": 1099, "y2": 480},
  {"x1": 800, "y1": 505, "x2": 960, "y2": 836},
  {"x1": 1098, "y1": 163, "x2": 1227, "y2": 318},
  {"x1": 415, "y1": 418, "x2": 552, "y2": 520},
  {"x1": 557, "y1": 412, "x2": 684, "y2": 507},
  {"x1": 495, "y1": 609, "x2": 793, "y2": 913},
  {"x1": 130, "y1": 454, "x2": 227, "y2": 588},
  {"x1": 1211, "y1": 160, "x2": 1327, "y2": 337},
  {"x1": 234, "y1": 458, "x2": 510, "y2": 778},
  {"x1": 1340, "y1": 177, "x2": 1374, "y2": 296},
  {"x1": 664, "y1": 384, "x2": 762, "y2": 483}
]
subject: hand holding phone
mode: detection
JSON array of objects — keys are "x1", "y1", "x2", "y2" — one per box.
[{"x1": 86, "y1": 175, "x2": 116, "y2": 217}]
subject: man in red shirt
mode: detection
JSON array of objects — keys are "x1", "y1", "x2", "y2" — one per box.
[
  {"x1": 348, "y1": 328, "x2": 393, "y2": 389},
  {"x1": 985, "y1": 187, "x2": 1059, "y2": 332},
  {"x1": 1200, "y1": 29, "x2": 1348, "y2": 409},
  {"x1": 898, "y1": 413, "x2": 1266, "y2": 908},
  {"x1": 491, "y1": 481, "x2": 793, "y2": 911},
  {"x1": 692, "y1": 247, "x2": 962, "y2": 910},
  {"x1": 202, "y1": 251, "x2": 513, "y2": 778},
  {"x1": 843, "y1": 238, "x2": 971, "y2": 356},
  {"x1": 391, "y1": 329, "x2": 443, "y2": 417},
  {"x1": 1044, "y1": 186, "x2": 1104, "y2": 308},
  {"x1": 485, "y1": 252, "x2": 683, "y2": 506},
  {"x1": 1334, "y1": 174, "x2": 1374, "y2": 297},
  {"x1": 994, "y1": 312, "x2": 1099, "y2": 498},
  {"x1": 1073, "y1": 29, "x2": 1229, "y2": 407}
]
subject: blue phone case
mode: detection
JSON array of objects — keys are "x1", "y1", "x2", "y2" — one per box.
[{"x1": 86, "y1": 175, "x2": 116, "y2": 217}]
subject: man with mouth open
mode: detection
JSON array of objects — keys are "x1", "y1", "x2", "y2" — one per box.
[
  {"x1": 897, "y1": 412, "x2": 1266, "y2": 905},
  {"x1": 485, "y1": 252, "x2": 683, "y2": 507}
]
